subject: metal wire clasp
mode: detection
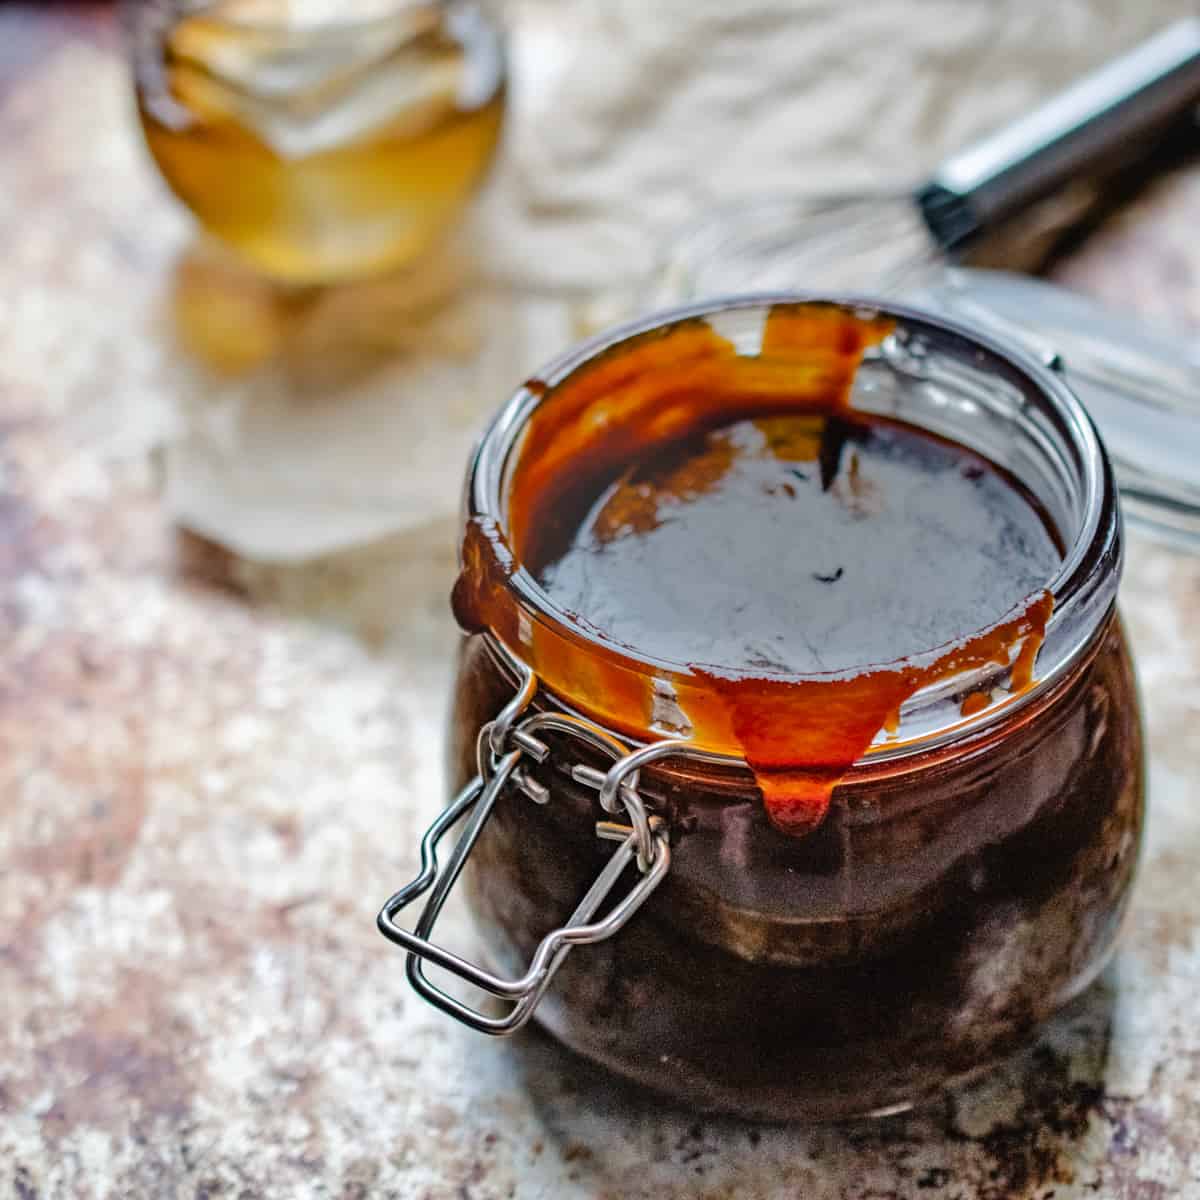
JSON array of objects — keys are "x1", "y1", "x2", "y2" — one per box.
[{"x1": 376, "y1": 664, "x2": 681, "y2": 1036}]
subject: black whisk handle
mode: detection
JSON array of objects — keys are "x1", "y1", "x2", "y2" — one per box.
[{"x1": 917, "y1": 18, "x2": 1200, "y2": 251}]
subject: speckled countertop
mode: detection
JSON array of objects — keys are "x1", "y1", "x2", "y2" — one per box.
[{"x1": 3, "y1": 6, "x2": 1200, "y2": 1199}]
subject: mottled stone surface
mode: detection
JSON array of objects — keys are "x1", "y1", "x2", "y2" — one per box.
[{"x1": 2, "y1": 7, "x2": 1200, "y2": 1198}]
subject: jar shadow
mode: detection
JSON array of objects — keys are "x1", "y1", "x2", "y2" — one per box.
[
  {"x1": 499, "y1": 968, "x2": 1117, "y2": 1196},
  {"x1": 169, "y1": 520, "x2": 460, "y2": 667},
  {"x1": 155, "y1": 215, "x2": 544, "y2": 572},
  {"x1": 166, "y1": 229, "x2": 477, "y2": 382}
]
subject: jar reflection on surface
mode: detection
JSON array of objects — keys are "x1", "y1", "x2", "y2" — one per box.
[
  {"x1": 129, "y1": 0, "x2": 505, "y2": 284},
  {"x1": 438, "y1": 298, "x2": 1145, "y2": 1121}
]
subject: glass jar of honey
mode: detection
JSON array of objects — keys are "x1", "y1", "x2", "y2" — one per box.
[
  {"x1": 128, "y1": 0, "x2": 505, "y2": 284},
  {"x1": 379, "y1": 297, "x2": 1144, "y2": 1121}
]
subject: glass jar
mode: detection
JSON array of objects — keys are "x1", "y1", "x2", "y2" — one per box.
[
  {"x1": 380, "y1": 296, "x2": 1144, "y2": 1121},
  {"x1": 127, "y1": 0, "x2": 505, "y2": 284}
]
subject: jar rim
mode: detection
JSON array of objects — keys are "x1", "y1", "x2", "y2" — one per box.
[
  {"x1": 159, "y1": 0, "x2": 449, "y2": 36},
  {"x1": 465, "y1": 293, "x2": 1122, "y2": 763}
]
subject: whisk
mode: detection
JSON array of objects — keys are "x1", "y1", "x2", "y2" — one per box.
[{"x1": 655, "y1": 18, "x2": 1200, "y2": 305}]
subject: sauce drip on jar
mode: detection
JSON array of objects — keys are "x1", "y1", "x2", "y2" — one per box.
[{"x1": 453, "y1": 305, "x2": 1059, "y2": 836}]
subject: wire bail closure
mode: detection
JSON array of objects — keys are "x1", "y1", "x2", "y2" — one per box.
[{"x1": 377, "y1": 662, "x2": 695, "y2": 1036}]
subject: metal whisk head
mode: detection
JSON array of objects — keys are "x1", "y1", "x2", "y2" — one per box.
[
  {"x1": 649, "y1": 194, "x2": 946, "y2": 308},
  {"x1": 652, "y1": 21, "x2": 1200, "y2": 309}
]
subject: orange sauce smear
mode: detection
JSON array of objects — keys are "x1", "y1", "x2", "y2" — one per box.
[{"x1": 454, "y1": 304, "x2": 1054, "y2": 837}]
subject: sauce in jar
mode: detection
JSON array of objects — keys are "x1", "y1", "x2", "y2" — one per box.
[
  {"x1": 533, "y1": 411, "x2": 1059, "y2": 674},
  {"x1": 456, "y1": 307, "x2": 1059, "y2": 836},
  {"x1": 534, "y1": 405, "x2": 1061, "y2": 832}
]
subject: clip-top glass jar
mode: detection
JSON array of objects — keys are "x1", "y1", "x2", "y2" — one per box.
[{"x1": 379, "y1": 296, "x2": 1144, "y2": 1121}]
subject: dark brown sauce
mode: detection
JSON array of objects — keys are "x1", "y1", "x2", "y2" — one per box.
[
  {"x1": 454, "y1": 305, "x2": 1058, "y2": 836},
  {"x1": 534, "y1": 412, "x2": 1059, "y2": 673}
]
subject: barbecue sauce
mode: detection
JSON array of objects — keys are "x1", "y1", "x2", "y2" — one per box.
[{"x1": 453, "y1": 305, "x2": 1058, "y2": 835}]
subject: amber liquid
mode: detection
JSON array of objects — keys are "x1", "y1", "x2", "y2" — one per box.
[{"x1": 136, "y1": 4, "x2": 504, "y2": 283}]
